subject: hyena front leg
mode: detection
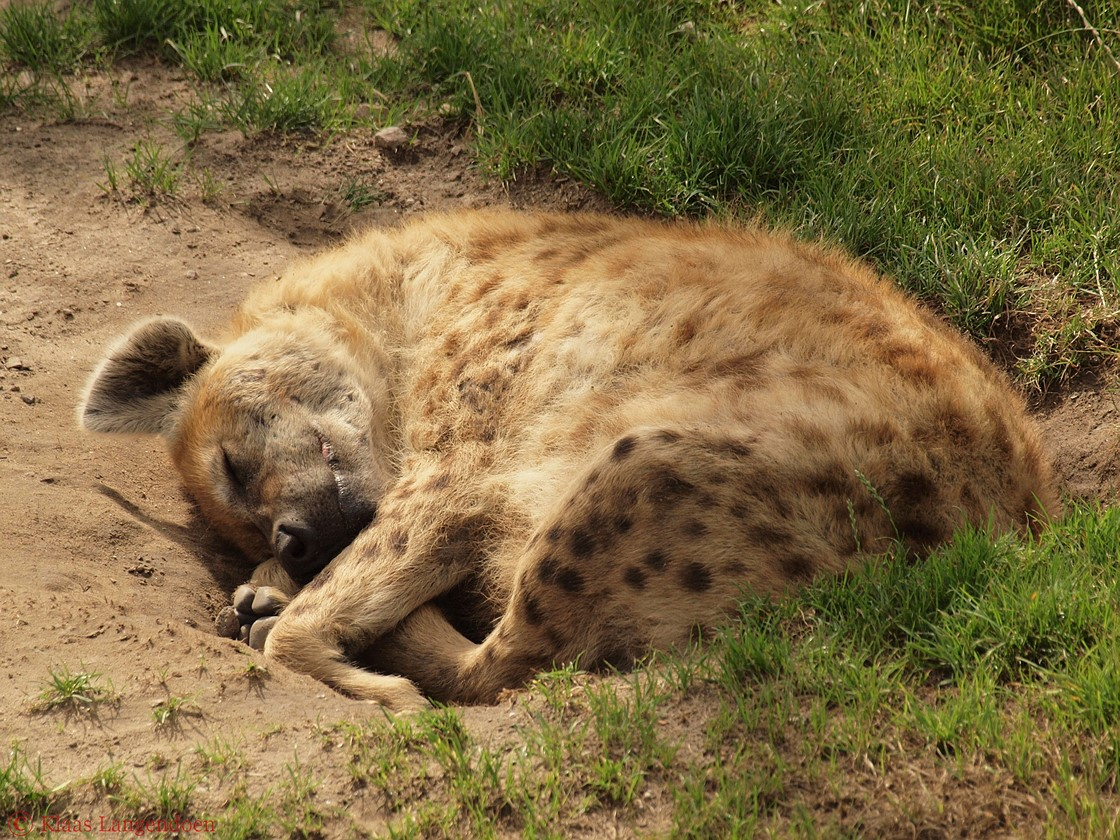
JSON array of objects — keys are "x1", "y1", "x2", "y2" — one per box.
[
  {"x1": 380, "y1": 425, "x2": 858, "y2": 704},
  {"x1": 262, "y1": 459, "x2": 496, "y2": 710}
]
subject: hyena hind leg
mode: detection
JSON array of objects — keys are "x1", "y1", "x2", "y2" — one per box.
[{"x1": 384, "y1": 424, "x2": 855, "y2": 705}]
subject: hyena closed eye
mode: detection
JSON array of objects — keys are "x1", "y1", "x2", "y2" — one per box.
[{"x1": 80, "y1": 209, "x2": 1057, "y2": 711}]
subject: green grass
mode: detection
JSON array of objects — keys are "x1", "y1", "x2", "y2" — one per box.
[
  {"x1": 110, "y1": 763, "x2": 198, "y2": 821},
  {"x1": 34, "y1": 665, "x2": 115, "y2": 714},
  {"x1": 0, "y1": 743, "x2": 63, "y2": 825},
  {"x1": 101, "y1": 139, "x2": 184, "y2": 203},
  {"x1": 152, "y1": 694, "x2": 201, "y2": 729},
  {"x1": 0, "y1": 1, "x2": 90, "y2": 72}
]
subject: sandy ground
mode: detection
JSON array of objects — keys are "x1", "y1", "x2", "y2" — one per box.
[{"x1": 1, "y1": 57, "x2": 1117, "y2": 834}]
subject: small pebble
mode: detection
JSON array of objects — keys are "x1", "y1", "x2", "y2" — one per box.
[{"x1": 374, "y1": 125, "x2": 409, "y2": 150}]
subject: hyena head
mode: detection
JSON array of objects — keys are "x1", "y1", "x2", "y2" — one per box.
[{"x1": 79, "y1": 316, "x2": 394, "y2": 583}]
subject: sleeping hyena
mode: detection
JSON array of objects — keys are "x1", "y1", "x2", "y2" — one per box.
[{"x1": 80, "y1": 210, "x2": 1057, "y2": 711}]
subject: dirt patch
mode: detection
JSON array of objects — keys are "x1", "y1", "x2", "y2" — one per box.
[{"x1": 1, "y1": 57, "x2": 1117, "y2": 834}]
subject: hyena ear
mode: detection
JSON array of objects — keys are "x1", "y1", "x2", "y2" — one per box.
[{"x1": 79, "y1": 317, "x2": 217, "y2": 437}]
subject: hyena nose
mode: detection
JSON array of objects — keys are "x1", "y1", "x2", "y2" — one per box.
[{"x1": 274, "y1": 522, "x2": 317, "y2": 574}]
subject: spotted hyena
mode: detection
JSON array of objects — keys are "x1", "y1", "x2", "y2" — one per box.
[{"x1": 80, "y1": 209, "x2": 1057, "y2": 711}]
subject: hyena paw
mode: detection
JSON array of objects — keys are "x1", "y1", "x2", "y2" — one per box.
[{"x1": 215, "y1": 584, "x2": 287, "y2": 650}]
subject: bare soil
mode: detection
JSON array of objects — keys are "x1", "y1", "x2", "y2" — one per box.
[{"x1": 1, "y1": 57, "x2": 1117, "y2": 836}]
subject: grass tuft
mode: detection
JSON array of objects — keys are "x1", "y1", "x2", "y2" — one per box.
[
  {"x1": 101, "y1": 139, "x2": 184, "y2": 204},
  {"x1": 0, "y1": 1, "x2": 89, "y2": 72},
  {"x1": 34, "y1": 665, "x2": 115, "y2": 714},
  {"x1": 0, "y1": 743, "x2": 64, "y2": 823}
]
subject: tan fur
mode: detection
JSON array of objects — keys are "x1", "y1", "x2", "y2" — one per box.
[{"x1": 80, "y1": 209, "x2": 1058, "y2": 711}]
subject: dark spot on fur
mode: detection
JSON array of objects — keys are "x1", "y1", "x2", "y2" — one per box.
[
  {"x1": 684, "y1": 519, "x2": 708, "y2": 537},
  {"x1": 644, "y1": 550, "x2": 668, "y2": 572},
  {"x1": 614, "y1": 515, "x2": 633, "y2": 533},
  {"x1": 612, "y1": 435, "x2": 638, "y2": 460},
  {"x1": 673, "y1": 316, "x2": 699, "y2": 345},
  {"x1": 986, "y1": 406, "x2": 1013, "y2": 458},
  {"x1": 728, "y1": 502, "x2": 751, "y2": 520},
  {"x1": 892, "y1": 470, "x2": 937, "y2": 507},
  {"x1": 537, "y1": 555, "x2": 560, "y2": 584},
  {"x1": 649, "y1": 468, "x2": 695, "y2": 504},
  {"x1": 544, "y1": 627, "x2": 566, "y2": 652},
  {"x1": 390, "y1": 529, "x2": 409, "y2": 556},
  {"x1": 896, "y1": 355, "x2": 938, "y2": 385},
  {"x1": 789, "y1": 419, "x2": 828, "y2": 448},
  {"x1": 937, "y1": 407, "x2": 977, "y2": 447},
  {"x1": 582, "y1": 510, "x2": 610, "y2": 540},
  {"x1": 426, "y1": 473, "x2": 452, "y2": 491},
  {"x1": 768, "y1": 490, "x2": 792, "y2": 519},
  {"x1": 848, "y1": 418, "x2": 898, "y2": 447},
  {"x1": 434, "y1": 514, "x2": 492, "y2": 566},
  {"x1": 711, "y1": 439, "x2": 752, "y2": 459},
  {"x1": 468, "y1": 237, "x2": 503, "y2": 264},
  {"x1": 583, "y1": 470, "x2": 601, "y2": 489},
  {"x1": 897, "y1": 516, "x2": 946, "y2": 551},
  {"x1": 556, "y1": 567, "x2": 585, "y2": 593},
  {"x1": 808, "y1": 465, "x2": 852, "y2": 496},
  {"x1": 859, "y1": 318, "x2": 889, "y2": 340},
  {"x1": 712, "y1": 352, "x2": 767, "y2": 382},
  {"x1": 521, "y1": 595, "x2": 544, "y2": 626},
  {"x1": 959, "y1": 482, "x2": 980, "y2": 512},
  {"x1": 680, "y1": 562, "x2": 712, "y2": 592},
  {"x1": 624, "y1": 566, "x2": 647, "y2": 589},
  {"x1": 569, "y1": 529, "x2": 596, "y2": 558},
  {"x1": 815, "y1": 381, "x2": 850, "y2": 404},
  {"x1": 442, "y1": 332, "x2": 462, "y2": 355},
  {"x1": 546, "y1": 525, "x2": 563, "y2": 543},
  {"x1": 780, "y1": 553, "x2": 814, "y2": 581},
  {"x1": 749, "y1": 522, "x2": 793, "y2": 546}
]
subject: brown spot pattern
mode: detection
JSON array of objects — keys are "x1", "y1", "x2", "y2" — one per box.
[
  {"x1": 569, "y1": 529, "x2": 596, "y2": 558},
  {"x1": 644, "y1": 549, "x2": 668, "y2": 572},
  {"x1": 612, "y1": 435, "x2": 638, "y2": 460},
  {"x1": 556, "y1": 567, "x2": 585, "y2": 593},
  {"x1": 680, "y1": 562, "x2": 712, "y2": 592},
  {"x1": 623, "y1": 566, "x2": 647, "y2": 590}
]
